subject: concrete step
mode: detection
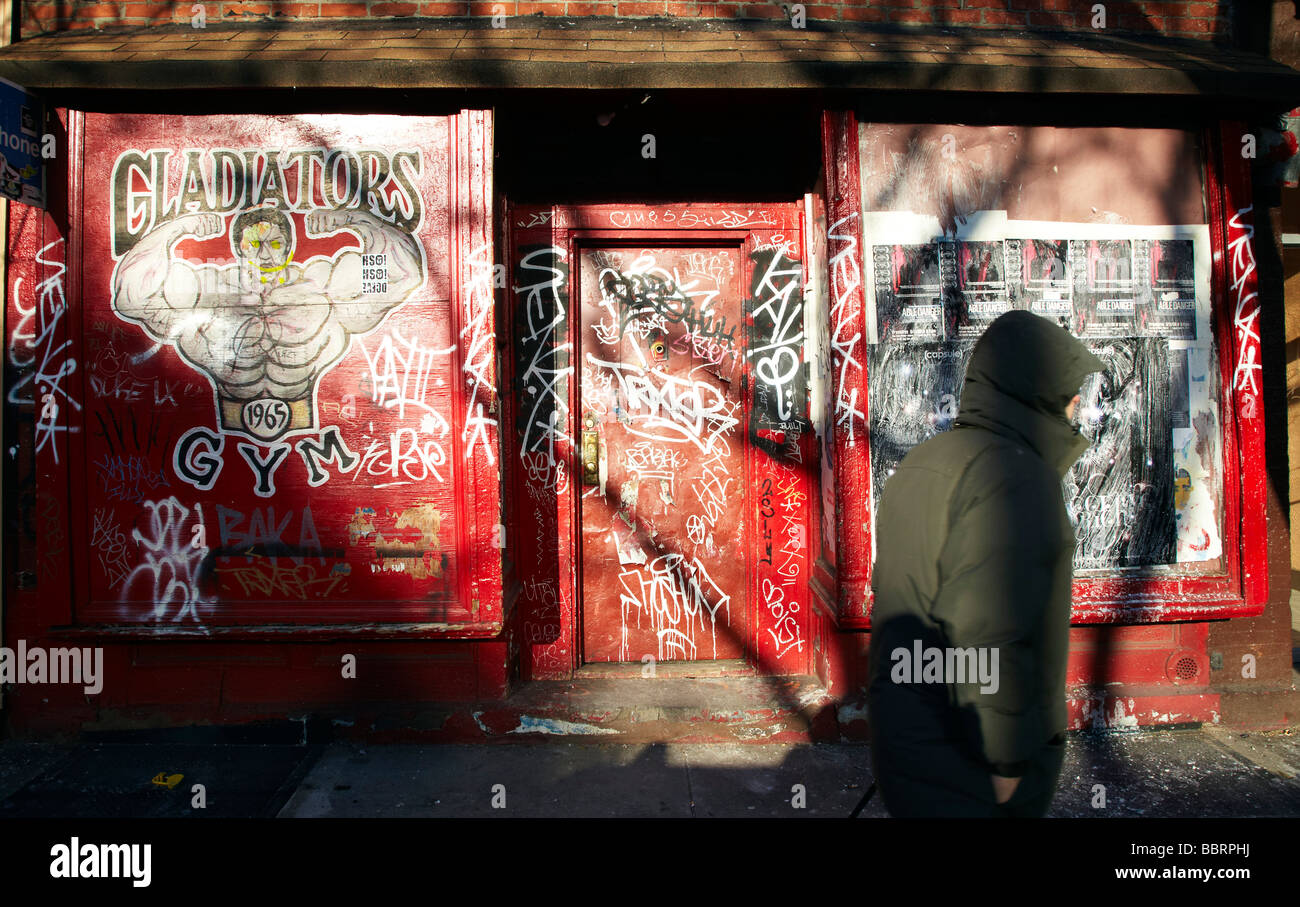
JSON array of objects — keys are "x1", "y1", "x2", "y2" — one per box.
[{"x1": 467, "y1": 674, "x2": 841, "y2": 743}]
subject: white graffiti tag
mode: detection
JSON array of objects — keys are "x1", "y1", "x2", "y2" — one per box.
[
  {"x1": 355, "y1": 327, "x2": 456, "y2": 422},
  {"x1": 1227, "y1": 206, "x2": 1260, "y2": 418},
  {"x1": 516, "y1": 246, "x2": 572, "y2": 491},
  {"x1": 748, "y1": 249, "x2": 804, "y2": 424},
  {"x1": 91, "y1": 507, "x2": 133, "y2": 589},
  {"x1": 828, "y1": 213, "x2": 866, "y2": 442},
  {"x1": 587, "y1": 354, "x2": 740, "y2": 452},
  {"x1": 8, "y1": 239, "x2": 81, "y2": 463},
  {"x1": 461, "y1": 242, "x2": 498, "y2": 463},
  {"x1": 619, "y1": 553, "x2": 731, "y2": 661},
  {"x1": 122, "y1": 497, "x2": 212, "y2": 623},
  {"x1": 762, "y1": 577, "x2": 803, "y2": 659},
  {"x1": 692, "y1": 442, "x2": 733, "y2": 529}
]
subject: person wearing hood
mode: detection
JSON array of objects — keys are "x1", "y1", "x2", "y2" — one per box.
[{"x1": 866, "y1": 310, "x2": 1104, "y2": 817}]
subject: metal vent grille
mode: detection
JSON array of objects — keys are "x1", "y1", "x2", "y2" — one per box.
[{"x1": 1166, "y1": 650, "x2": 1204, "y2": 684}]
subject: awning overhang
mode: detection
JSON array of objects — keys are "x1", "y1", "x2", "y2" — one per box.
[{"x1": 0, "y1": 17, "x2": 1297, "y2": 115}]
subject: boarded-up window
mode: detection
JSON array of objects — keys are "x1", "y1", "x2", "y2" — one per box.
[{"x1": 63, "y1": 111, "x2": 500, "y2": 630}]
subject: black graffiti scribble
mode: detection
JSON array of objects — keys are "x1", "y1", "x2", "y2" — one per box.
[{"x1": 602, "y1": 271, "x2": 739, "y2": 348}]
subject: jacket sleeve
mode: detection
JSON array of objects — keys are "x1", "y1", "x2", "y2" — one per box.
[{"x1": 931, "y1": 449, "x2": 1066, "y2": 773}]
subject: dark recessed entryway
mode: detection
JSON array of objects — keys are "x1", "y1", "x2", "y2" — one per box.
[{"x1": 497, "y1": 92, "x2": 821, "y2": 203}]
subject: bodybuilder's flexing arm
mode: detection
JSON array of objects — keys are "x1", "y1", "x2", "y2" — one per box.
[
  {"x1": 302, "y1": 208, "x2": 425, "y2": 335},
  {"x1": 111, "y1": 213, "x2": 227, "y2": 341}
]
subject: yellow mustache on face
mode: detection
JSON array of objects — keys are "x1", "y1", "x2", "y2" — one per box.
[{"x1": 249, "y1": 251, "x2": 294, "y2": 274}]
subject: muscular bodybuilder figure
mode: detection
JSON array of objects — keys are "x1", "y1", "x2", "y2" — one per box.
[{"x1": 111, "y1": 205, "x2": 424, "y2": 440}]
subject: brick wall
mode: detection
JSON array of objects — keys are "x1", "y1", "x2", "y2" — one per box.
[{"x1": 20, "y1": 0, "x2": 1234, "y2": 41}]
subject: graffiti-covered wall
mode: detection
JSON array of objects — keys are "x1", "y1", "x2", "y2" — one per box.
[{"x1": 10, "y1": 110, "x2": 500, "y2": 638}]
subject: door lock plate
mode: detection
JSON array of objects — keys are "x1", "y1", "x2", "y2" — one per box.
[{"x1": 581, "y1": 414, "x2": 599, "y2": 486}]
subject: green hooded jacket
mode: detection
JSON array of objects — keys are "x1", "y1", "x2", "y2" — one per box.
[{"x1": 866, "y1": 310, "x2": 1103, "y2": 816}]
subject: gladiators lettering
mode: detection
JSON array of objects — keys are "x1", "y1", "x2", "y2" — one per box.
[{"x1": 111, "y1": 147, "x2": 423, "y2": 258}]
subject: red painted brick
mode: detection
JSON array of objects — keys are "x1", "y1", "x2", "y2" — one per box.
[
  {"x1": 122, "y1": 2, "x2": 179, "y2": 16},
  {"x1": 875, "y1": 0, "x2": 918, "y2": 7},
  {"x1": 25, "y1": 4, "x2": 67, "y2": 19},
  {"x1": 943, "y1": 9, "x2": 982, "y2": 24},
  {"x1": 1165, "y1": 16, "x2": 1215, "y2": 34},
  {"x1": 517, "y1": 1, "x2": 564, "y2": 12},
  {"x1": 269, "y1": 2, "x2": 320, "y2": 15},
  {"x1": 963, "y1": 0, "x2": 1009, "y2": 8},
  {"x1": 981, "y1": 10, "x2": 1027, "y2": 25},
  {"x1": 420, "y1": 2, "x2": 465, "y2": 12},
  {"x1": 1139, "y1": 1, "x2": 1204, "y2": 15},
  {"x1": 889, "y1": 10, "x2": 932, "y2": 24},
  {"x1": 225, "y1": 3, "x2": 275, "y2": 13},
  {"x1": 71, "y1": 4, "x2": 124, "y2": 18},
  {"x1": 840, "y1": 4, "x2": 886, "y2": 21},
  {"x1": 465, "y1": 0, "x2": 503, "y2": 13},
  {"x1": 1028, "y1": 11, "x2": 1077, "y2": 26},
  {"x1": 565, "y1": 2, "x2": 602, "y2": 12},
  {"x1": 618, "y1": 0, "x2": 668, "y2": 13},
  {"x1": 318, "y1": 1, "x2": 369, "y2": 11},
  {"x1": 1117, "y1": 14, "x2": 1162, "y2": 29}
]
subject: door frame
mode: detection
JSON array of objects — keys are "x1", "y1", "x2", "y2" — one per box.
[{"x1": 508, "y1": 202, "x2": 810, "y2": 682}]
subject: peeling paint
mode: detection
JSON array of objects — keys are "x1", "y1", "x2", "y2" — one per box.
[
  {"x1": 734, "y1": 724, "x2": 786, "y2": 740},
  {"x1": 351, "y1": 503, "x2": 445, "y2": 579},
  {"x1": 507, "y1": 715, "x2": 620, "y2": 736},
  {"x1": 837, "y1": 702, "x2": 869, "y2": 724},
  {"x1": 795, "y1": 687, "x2": 831, "y2": 709}
]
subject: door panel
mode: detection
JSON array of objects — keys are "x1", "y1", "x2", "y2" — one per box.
[{"x1": 578, "y1": 245, "x2": 748, "y2": 663}]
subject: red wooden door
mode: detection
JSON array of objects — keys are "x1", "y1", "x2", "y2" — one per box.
[{"x1": 578, "y1": 244, "x2": 749, "y2": 663}]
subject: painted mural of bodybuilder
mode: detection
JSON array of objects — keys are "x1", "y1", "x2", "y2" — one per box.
[{"x1": 110, "y1": 203, "x2": 425, "y2": 442}]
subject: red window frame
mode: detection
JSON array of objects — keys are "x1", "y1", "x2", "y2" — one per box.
[{"x1": 821, "y1": 111, "x2": 1268, "y2": 628}]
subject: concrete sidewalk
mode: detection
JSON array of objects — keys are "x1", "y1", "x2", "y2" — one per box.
[{"x1": 1, "y1": 725, "x2": 1298, "y2": 818}]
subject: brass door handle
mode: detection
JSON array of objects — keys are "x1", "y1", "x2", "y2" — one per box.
[{"x1": 581, "y1": 413, "x2": 599, "y2": 486}]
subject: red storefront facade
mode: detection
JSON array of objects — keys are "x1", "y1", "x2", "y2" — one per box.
[{"x1": 2, "y1": 8, "x2": 1298, "y2": 740}]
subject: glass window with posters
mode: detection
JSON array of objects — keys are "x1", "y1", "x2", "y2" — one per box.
[{"x1": 858, "y1": 124, "x2": 1224, "y2": 589}]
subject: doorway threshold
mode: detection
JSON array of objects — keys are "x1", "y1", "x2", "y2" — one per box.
[
  {"x1": 575, "y1": 659, "x2": 754, "y2": 680},
  {"x1": 487, "y1": 673, "x2": 841, "y2": 743}
]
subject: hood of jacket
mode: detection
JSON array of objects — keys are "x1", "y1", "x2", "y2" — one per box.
[{"x1": 954, "y1": 311, "x2": 1104, "y2": 476}]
